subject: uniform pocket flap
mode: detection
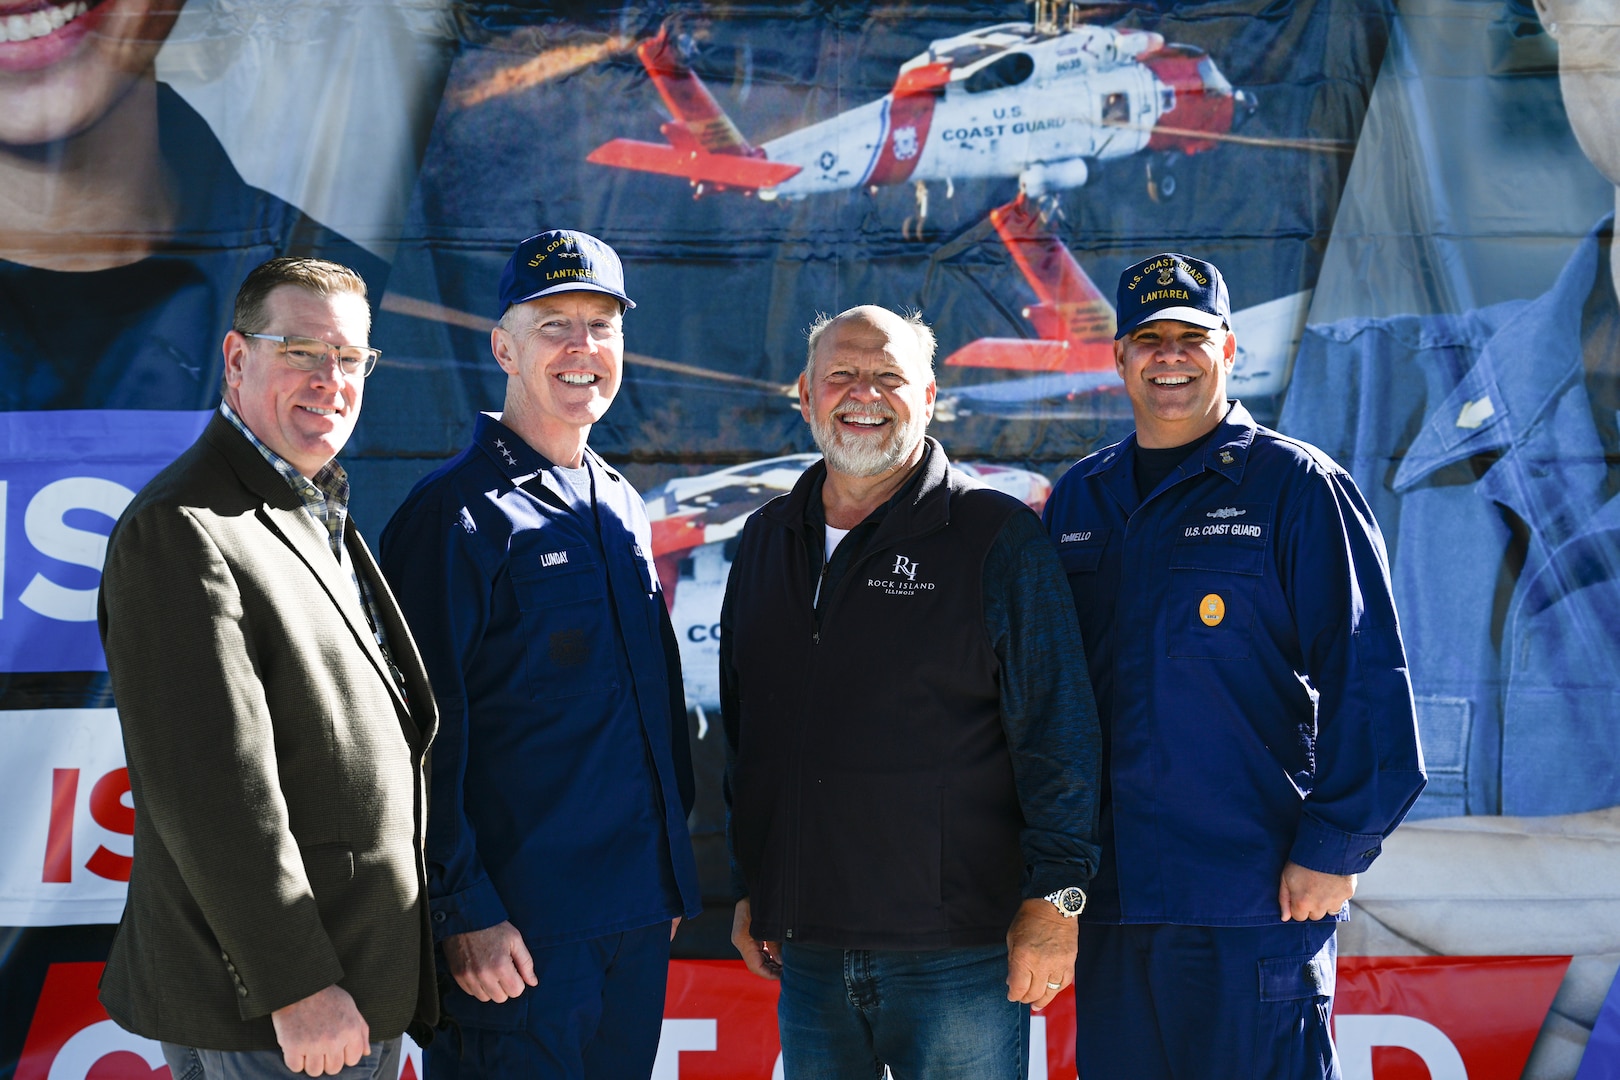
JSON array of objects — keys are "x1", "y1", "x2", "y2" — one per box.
[
  {"x1": 510, "y1": 547, "x2": 602, "y2": 607},
  {"x1": 1059, "y1": 545, "x2": 1104, "y2": 573},
  {"x1": 1169, "y1": 543, "x2": 1265, "y2": 576},
  {"x1": 1056, "y1": 528, "x2": 1109, "y2": 573},
  {"x1": 1258, "y1": 948, "x2": 1335, "y2": 1002}
]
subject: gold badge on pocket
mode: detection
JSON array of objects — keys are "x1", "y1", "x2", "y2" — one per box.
[{"x1": 1200, "y1": 594, "x2": 1225, "y2": 626}]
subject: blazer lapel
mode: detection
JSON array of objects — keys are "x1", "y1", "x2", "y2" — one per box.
[
  {"x1": 259, "y1": 502, "x2": 399, "y2": 691},
  {"x1": 346, "y1": 520, "x2": 437, "y2": 746},
  {"x1": 203, "y1": 414, "x2": 412, "y2": 720}
]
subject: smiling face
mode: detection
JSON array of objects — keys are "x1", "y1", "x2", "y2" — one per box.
[
  {"x1": 0, "y1": 0, "x2": 183, "y2": 148},
  {"x1": 222, "y1": 284, "x2": 370, "y2": 478},
  {"x1": 800, "y1": 307, "x2": 936, "y2": 479},
  {"x1": 493, "y1": 291, "x2": 624, "y2": 462},
  {"x1": 1114, "y1": 318, "x2": 1237, "y2": 448}
]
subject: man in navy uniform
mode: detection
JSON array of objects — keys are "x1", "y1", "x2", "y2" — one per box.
[
  {"x1": 1043, "y1": 254, "x2": 1426, "y2": 1078},
  {"x1": 380, "y1": 230, "x2": 700, "y2": 1078},
  {"x1": 723, "y1": 304, "x2": 1101, "y2": 1079}
]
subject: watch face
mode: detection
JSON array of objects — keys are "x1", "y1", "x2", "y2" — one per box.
[{"x1": 1057, "y1": 887, "x2": 1085, "y2": 914}]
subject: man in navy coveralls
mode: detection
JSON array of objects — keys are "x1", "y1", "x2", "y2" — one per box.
[
  {"x1": 380, "y1": 230, "x2": 700, "y2": 1079},
  {"x1": 1042, "y1": 254, "x2": 1426, "y2": 1078}
]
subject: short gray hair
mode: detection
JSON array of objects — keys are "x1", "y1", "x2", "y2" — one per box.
[
  {"x1": 496, "y1": 303, "x2": 529, "y2": 336},
  {"x1": 804, "y1": 306, "x2": 937, "y2": 379}
]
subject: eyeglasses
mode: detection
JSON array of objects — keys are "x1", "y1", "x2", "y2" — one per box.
[{"x1": 240, "y1": 333, "x2": 381, "y2": 378}]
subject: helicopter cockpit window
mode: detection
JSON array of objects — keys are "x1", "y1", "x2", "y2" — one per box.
[
  {"x1": 1102, "y1": 92, "x2": 1130, "y2": 125},
  {"x1": 1197, "y1": 55, "x2": 1232, "y2": 94},
  {"x1": 936, "y1": 42, "x2": 1002, "y2": 68},
  {"x1": 962, "y1": 52, "x2": 1035, "y2": 94}
]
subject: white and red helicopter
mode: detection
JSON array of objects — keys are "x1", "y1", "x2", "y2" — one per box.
[
  {"x1": 379, "y1": 189, "x2": 1303, "y2": 430},
  {"x1": 587, "y1": 0, "x2": 1255, "y2": 203},
  {"x1": 931, "y1": 193, "x2": 1307, "y2": 417},
  {"x1": 378, "y1": 188, "x2": 1304, "y2": 426},
  {"x1": 644, "y1": 454, "x2": 1053, "y2": 719}
]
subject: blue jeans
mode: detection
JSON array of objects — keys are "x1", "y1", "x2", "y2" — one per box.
[
  {"x1": 777, "y1": 942, "x2": 1028, "y2": 1080},
  {"x1": 161, "y1": 1039, "x2": 400, "y2": 1079}
]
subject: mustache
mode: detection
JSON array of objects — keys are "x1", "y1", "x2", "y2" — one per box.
[{"x1": 832, "y1": 402, "x2": 898, "y2": 422}]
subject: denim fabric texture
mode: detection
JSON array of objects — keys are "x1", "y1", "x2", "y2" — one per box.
[
  {"x1": 777, "y1": 942, "x2": 1028, "y2": 1080},
  {"x1": 161, "y1": 1038, "x2": 401, "y2": 1080},
  {"x1": 1282, "y1": 217, "x2": 1620, "y2": 818}
]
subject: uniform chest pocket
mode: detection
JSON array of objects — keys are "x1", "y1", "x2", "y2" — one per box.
[
  {"x1": 1057, "y1": 528, "x2": 1110, "y2": 574},
  {"x1": 509, "y1": 550, "x2": 611, "y2": 700},
  {"x1": 1165, "y1": 543, "x2": 1263, "y2": 660}
]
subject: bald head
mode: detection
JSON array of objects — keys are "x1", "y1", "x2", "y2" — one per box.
[
  {"x1": 798, "y1": 304, "x2": 938, "y2": 480},
  {"x1": 805, "y1": 305, "x2": 937, "y2": 381}
]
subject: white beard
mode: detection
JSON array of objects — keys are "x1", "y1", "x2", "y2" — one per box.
[{"x1": 810, "y1": 402, "x2": 926, "y2": 478}]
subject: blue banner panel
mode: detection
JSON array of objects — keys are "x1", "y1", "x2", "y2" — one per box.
[{"x1": 0, "y1": 411, "x2": 209, "y2": 673}]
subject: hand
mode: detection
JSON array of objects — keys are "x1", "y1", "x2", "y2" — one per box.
[
  {"x1": 731, "y1": 898, "x2": 781, "y2": 981},
  {"x1": 1006, "y1": 898, "x2": 1077, "y2": 1010},
  {"x1": 270, "y1": 984, "x2": 370, "y2": 1077},
  {"x1": 443, "y1": 921, "x2": 538, "y2": 1003},
  {"x1": 671, "y1": 916, "x2": 682, "y2": 942},
  {"x1": 1278, "y1": 861, "x2": 1357, "y2": 921}
]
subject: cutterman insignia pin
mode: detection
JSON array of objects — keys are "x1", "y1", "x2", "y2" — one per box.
[{"x1": 1200, "y1": 593, "x2": 1226, "y2": 626}]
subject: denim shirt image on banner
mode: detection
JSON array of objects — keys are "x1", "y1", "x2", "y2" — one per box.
[{"x1": 1283, "y1": 215, "x2": 1620, "y2": 819}]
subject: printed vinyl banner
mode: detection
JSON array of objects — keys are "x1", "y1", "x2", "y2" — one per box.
[
  {"x1": 8, "y1": 956, "x2": 1575, "y2": 1080},
  {"x1": 0, "y1": 711, "x2": 132, "y2": 929},
  {"x1": 1, "y1": 0, "x2": 1618, "y2": 1077},
  {"x1": 0, "y1": 413, "x2": 208, "y2": 672}
]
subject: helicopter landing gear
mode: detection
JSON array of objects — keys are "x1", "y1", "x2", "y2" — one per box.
[
  {"x1": 1146, "y1": 153, "x2": 1180, "y2": 203},
  {"x1": 902, "y1": 179, "x2": 930, "y2": 241}
]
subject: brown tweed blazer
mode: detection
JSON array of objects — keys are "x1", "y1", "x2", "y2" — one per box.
[{"x1": 96, "y1": 413, "x2": 438, "y2": 1050}]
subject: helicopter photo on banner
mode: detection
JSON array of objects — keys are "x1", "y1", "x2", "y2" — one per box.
[
  {"x1": 354, "y1": 0, "x2": 1393, "y2": 973},
  {"x1": 360, "y1": 0, "x2": 1378, "y2": 510}
]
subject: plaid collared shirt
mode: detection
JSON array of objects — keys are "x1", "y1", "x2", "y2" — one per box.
[{"x1": 219, "y1": 402, "x2": 405, "y2": 696}]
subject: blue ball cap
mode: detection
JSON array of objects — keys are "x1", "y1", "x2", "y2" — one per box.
[
  {"x1": 497, "y1": 229, "x2": 635, "y2": 316},
  {"x1": 1114, "y1": 252, "x2": 1231, "y2": 339}
]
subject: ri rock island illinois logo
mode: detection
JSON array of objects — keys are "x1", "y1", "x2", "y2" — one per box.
[{"x1": 868, "y1": 554, "x2": 936, "y2": 596}]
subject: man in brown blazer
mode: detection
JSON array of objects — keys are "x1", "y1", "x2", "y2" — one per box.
[{"x1": 97, "y1": 257, "x2": 438, "y2": 1079}]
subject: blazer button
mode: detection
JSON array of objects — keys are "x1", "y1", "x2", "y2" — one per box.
[{"x1": 237, "y1": 985, "x2": 249, "y2": 998}]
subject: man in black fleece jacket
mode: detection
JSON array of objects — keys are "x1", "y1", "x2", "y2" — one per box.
[{"x1": 721, "y1": 304, "x2": 1101, "y2": 1080}]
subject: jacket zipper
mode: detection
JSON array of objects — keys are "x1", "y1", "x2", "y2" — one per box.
[{"x1": 783, "y1": 516, "x2": 948, "y2": 942}]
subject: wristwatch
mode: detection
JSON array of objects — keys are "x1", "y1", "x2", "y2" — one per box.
[{"x1": 1044, "y1": 886, "x2": 1086, "y2": 917}]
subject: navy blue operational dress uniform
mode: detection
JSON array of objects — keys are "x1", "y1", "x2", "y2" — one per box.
[
  {"x1": 1044, "y1": 254, "x2": 1425, "y2": 1079},
  {"x1": 380, "y1": 232, "x2": 700, "y2": 1079}
]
